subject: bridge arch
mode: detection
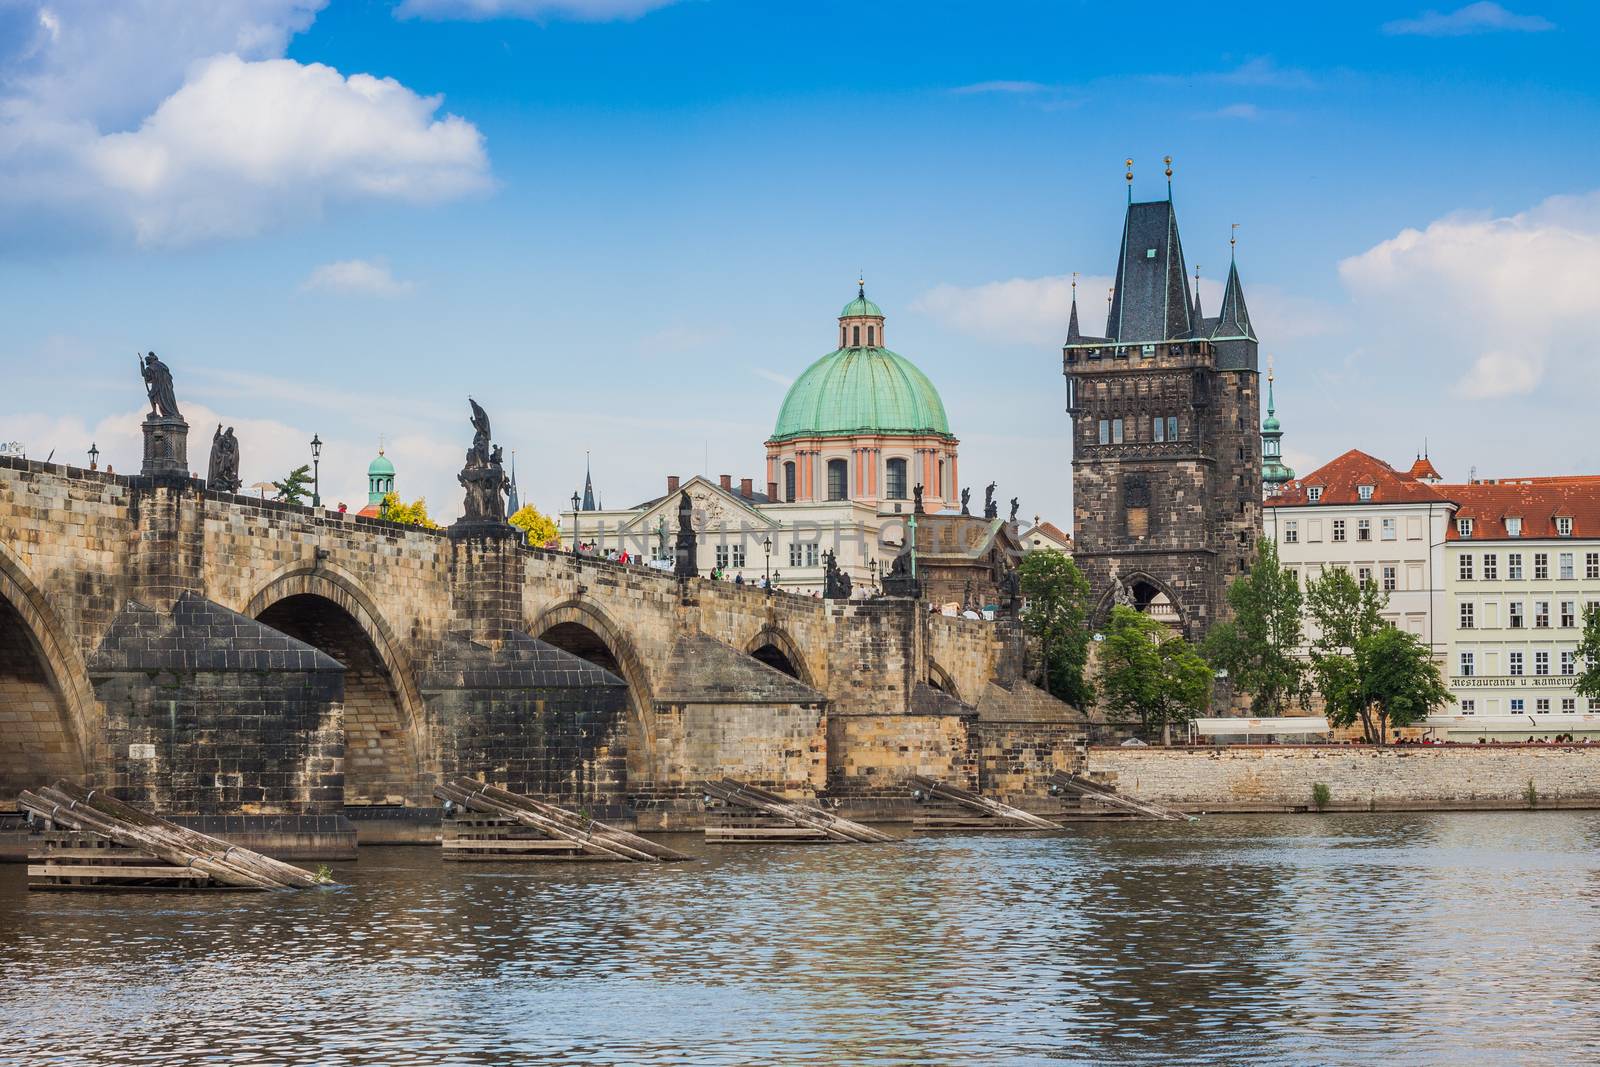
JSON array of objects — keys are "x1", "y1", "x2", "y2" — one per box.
[
  {"x1": 744, "y1": 626, "x2": 817, "y2": 687},
  {"x1": 0, "y1": 545, "x2": 92, "y2": 800},
  {"x1": 1095, "y1": 571, "x2": 1188, "y2": 631},
  {"x1": 528, "y1": 598, "x2": 657, "y2": 777},
  {"x1": 925, "y1": 660, "x2": 960, "y2": 703},
  {"x1": 242, "y1": 564, "x2": 427, "y2": 805}
]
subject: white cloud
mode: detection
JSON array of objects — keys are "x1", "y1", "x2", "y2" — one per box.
[
  {"x1": 1383, "y1": 2, "x2": 1554, "y2": 36},
  {"x1": 0, "y1": 2, "x2": 490, "y2": 247},
  {"x1": 1204, "y1": 102, "x2": 1262, "y2": 120},
  {"x1": 301, "y1": 258, "x2": 417, "y2": 298},
  {"x1": 1212, "y1": 57, "x2": 1317, "y2": 90},
  {"x1": 949, "y1": 81, "x2": 1051, "y2": 95},
  {"x1": 395, "y1": 0, "x2": 681, "y2": 20},
  {"x1": 1338, "y1": 191, "x2": 1600, "y2": 400}
]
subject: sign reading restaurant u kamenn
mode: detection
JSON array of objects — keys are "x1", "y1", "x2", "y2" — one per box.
[{"x1": 1450, "y1": 676, "x2": 1578, "y2": 689}]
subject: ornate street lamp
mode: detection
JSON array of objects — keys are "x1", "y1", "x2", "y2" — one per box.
[
  {"x1": 310, "y1": 434, "x2": 323, "y2": 508},
  {"x1": 763, "y1": 534, "x2": 773, "y2": 594},
  {"x1": 88, "y1": 442, "x2": 99, "y2": 471},
  {"x1": 571, "y1": 491, "x2": 582, "y2": 557}
]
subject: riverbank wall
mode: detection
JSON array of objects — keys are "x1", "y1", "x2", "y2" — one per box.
[{"x1": 1087, "y1": 744, "x2": 1600, "y2": 813}]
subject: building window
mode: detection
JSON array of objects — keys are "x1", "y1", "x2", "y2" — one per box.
[
  {"x1": 1460, "y1": 699, "x2": 1476, "y2": 715},
  {"x1": 1358, "y1": 484, "x2": 1374, "y2": 501},
  {"x1": 715, "y1": 544, "x2": 730, "y2": 569},
  {"x1": 867, "y1": 325, "x2": 875, "y2": 346},
  {"x1": 1098, "y1": 420, "x2": 1110, "y2": 445},
  {"x1": 1507, "y1": 516, "x2": 1522, "y2": 537},
  {"x1": 1535, "y1": 601, "x2": 1550, "y2": 628},
  {"x1": 1112, "y1": 418, "x2": 1124, "y2": 444},
  {"x1": 1383, "y1": 565, "x2": 1397, "y2": 592},
  {"x1": 1508, "y1": 553, "x2": 1524, "y2": 580},
  {"x1": 1588, "y1": 552, "x2": 1600, "y2": 580},
  {"x1": 1284, "y1": 520, "x2": 1298, "y2": 544},
  {"x1": 1153, "y1": 416, "x2": 1165, "y2": 443},
  {"x1": 1166, "y1": 416, "x2": 1178, "y2": 441},
  {"x1": 1562, "y1": 650, "x2": 1576, "y2": 676},
  {"x1": 1557, "y1": 516, "x2": 1572, "y2": 537},
  {"x1": 1457, "y1": 518, "x2": 1473, "y2": 537},
  {"x1": 1535, "y1": 553, "x2": 1549, "y2": 580},
  {"x1": 1562, "y1": 698, "x2": 1576, "y2": 713},
  {"x1": 1510, "y1": 698, "x2": 1524, "y2": 712},
  {"x1": 1359, "y1": 566, "x2": 1374, "y2": 588},
  {"x1": 1509, "y1": 651, "x2": 1524, "y2": 676},
  {"x1": 805, "y1": 543, "x2": 818, "y2": 567},
  {"x1": 885, "y1": 457, "x2": 908, "y2": 500},
  {"x1": 1509, "y1": 601, "x2": 1524, "y2": 628},
  {"x1": 1382, "y1": 517, "x2": 1396, "y2": 541},
  {"x1": 1483, "y1": 553, "x2": 1498, "y2": 580},
  {"x1": 1562, "y1": 601, "x2": 1576, "y2": 628},
  {"x1": 732, "y1": 544, "x2": 746, "y2": 567},
  {"x1": 1357, "y1": 519, "x2": 1372, "y2": 541},
  {"x1": 1459, "y1": 602, "x2": 1474, "y2": 629},
  {"x1": 1332, "y1": 519, "x2": 1346, "y2": 542},
  {"x1": 1458, "y1": 554, "x2": 1473, "y2": 581},
  {"x1": 851, "y1": 325, "x2": 861, "y2": 347},
  {"x1": 788, "y1": 542, "x2": 803, "y2": 567},
  {"x1": 1559, "y1": 552, "x2": 1575, "y2": 580},
  {"x1": 1459, "y1": 651, "x2": 1474, "y2": 677},
  {"x1": 826, "y1": 458, "x2": 848, "y2": 501},
  {"x1": 1536, "y1": 698, "x2": 1550, "y2": 712},
  {"x1": 1307, "y1": 486, "x2": 1322, "y2": 503},
  {"x1": 784, "y1": 461, "x2": 796, "y2": 503}
]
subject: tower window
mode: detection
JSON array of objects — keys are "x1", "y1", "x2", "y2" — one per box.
[
  {"x1": 867, "y1": 325, "x2": 875, "y2": 346},
  {"x1": 826, "y1": 459, "x2": 848, "y2": 501},
  {"x1": 783, "y1": 461, "x2": 796, "y2": 503},
  {"x1": 886, "y1": 457, "x2": 908, "y2": 500},
  {"x1": 1166, "y1": 416, "x2": 1178, "y2": 440},
  {"x1": 852, "y1": 325, "x2": 860, "y2": 347}
]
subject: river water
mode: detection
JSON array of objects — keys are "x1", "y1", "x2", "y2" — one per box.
[{"x1": 3, "y1": 812, "x2": 1600, "y2": 1066}]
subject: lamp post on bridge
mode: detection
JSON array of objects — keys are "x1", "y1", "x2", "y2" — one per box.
[
  {"x1": 571, "y1": 491, "x2": 582, "y2": 558},
  {"x1": 88, "y1": 442, "x2": 99, "y2": 471},
  {"x1": 310, "y1": 434, "x2": 322, "y2": 509}
]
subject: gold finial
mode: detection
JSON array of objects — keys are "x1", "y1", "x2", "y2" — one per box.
[
  {"x1": 1164, "y1": 154, "x2": 1173, "y2": 178},
  {"x1": 1106, "y1": 286, "x2": 1114, "y2": 310},
  {"x1": 1230, "y1": 222, "x2": 1239, "y2": 247},
  {"x1": 378, "y1": 434, "x2": 385, "y2": 456},
  {"x1": 857, "y1": 271, "x2": 865, "y2": 297},
  {"x1": 1071, "y1": 271, "x2": 1079, "y2": 294}
]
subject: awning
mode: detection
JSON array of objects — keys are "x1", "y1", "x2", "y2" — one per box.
[
  {"x1": 1190, "y1": 716, "x2": 1331, "y2": 736},
  {"x1": 1424, "y1": 713, "x2": 1600, "y2": 732}
]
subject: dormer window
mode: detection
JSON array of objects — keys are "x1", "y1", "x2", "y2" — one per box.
[
  {"x1": 1457, "y1": 518, "x2": 1473, "y2": 537},
  {"x1": 1557, "y1": 516, "x2": 1573, "y2": 537},
  {"x1": 1358, "y1": 484, "x2": 1374, "y2": 502},
  {"x1": 1506, "y1": 517, "x2": 1522, "y2": 538},
  {"x1": 1307, "y1": 486, "x2": 1322, "y2": 503}
]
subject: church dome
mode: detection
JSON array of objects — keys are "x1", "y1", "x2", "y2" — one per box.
[
  {"x1": 772, "y1": 346, "x2": 951, "y2": 441},
  {"x1": 367, "y1": 452, "x2": 395, "y2": 477},
  {"x1": 839, "y1": 293, "x2": 884, "y2": 318}
]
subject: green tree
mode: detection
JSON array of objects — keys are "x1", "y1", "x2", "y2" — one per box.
[
  {"x1": 1017, "y1": 551, "x2": 1095, "y2": 707},
  {"x1": 1203, "y1": 541, "x2": 1308, "y2": 715},
  {"x1": 1573, "y1": 603, "x2": 1600, "y2": 703},
  {"x1": 273, "y1": 464, "x2": 312, "y2": 505},
  {"x1": 1305, "y1": 566, "x2": 1452, "y2": 743},
  {"x1": 1098, "y1": 605, "x2": 1214, "y2": 742},
  {"x1": 509, "y1": 503, "x2": 560, "y2": 547},
  {"x1": 379, "y1": 492, "x2": 441, "y2": 530}
]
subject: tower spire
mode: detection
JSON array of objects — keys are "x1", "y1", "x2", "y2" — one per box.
[
  {"x1": 1260, "y1": 353, "x2": 1293, "y2": 496},
  {"x1": 1192, "y1": 264, "x2": 1203, "y2": 320},
  {"x1": 581, "y1": 450, "x2": 595, "y2": 512},
  {"x1": 1066, "y1": 272, "x2": 1082, "y2": 342}
]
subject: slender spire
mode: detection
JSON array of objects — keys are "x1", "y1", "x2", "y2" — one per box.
[
  {"x1": 1066, "y1": 272, "x2": 1082, "y2": 342},
  {"x1": 1266, "y1": 355, "x2": 1277, "y2": 416},
  {"x1": 581, "y1": 450, "x2": 596, "y2": 511},
  {"x1": 507, "y1": 449, "x2": 520, "y2": 515},
  {"x1": 1213, "y1": 256, "x2": 1254, "y2": 340},
  {"x1": 1192, "y1": 264, "x2": 1203, "y2": 319}
]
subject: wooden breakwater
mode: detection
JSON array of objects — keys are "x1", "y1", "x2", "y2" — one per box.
[
  {"x1": 435, "y1": 778, "x2": 691, "y2": 862},
  {"x1": 702, "y1": 778, "x2": 896, "y2": 844},
  {"x1": 907, "y1": 775, "x2": 1063, "y2": 831},
  {"x1": 19, "y1": 782, "x2": 328, "y2": 890}
]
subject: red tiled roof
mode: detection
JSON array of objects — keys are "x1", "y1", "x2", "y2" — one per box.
[
  {"x1": 1406, "y1": 456, "x2": 1442, "y2": 480},
  {"x1": 1031, "y1": 520, "x2": 1071, "y2": 545},
  {"x1": 1266, "y1": 449, "x2": 1451, "y2": 508},
  {"x1": 1440, "y1": 480, "x2": 1600, "y2": 541}
]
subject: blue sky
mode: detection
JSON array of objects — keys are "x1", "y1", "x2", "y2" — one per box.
[{"x1": 2, "y1": 0, "x2": 1598, "y2": 522}]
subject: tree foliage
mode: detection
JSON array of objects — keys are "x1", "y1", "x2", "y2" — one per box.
[
  {"x1": 379, "y1": 492, "x2": 441, "y2": 530},
  {"x1": 1575, "y1": 603, "x2": 1600, "y2": 702},
  {"x1": 1202, "y1": 541, "x2": 1308, "y2": 715},
  {"x1": 1305, "y1": 566, "x2": 1452, "y2": 743},
  {"x1": 509, "y1": 504, "x2": 561, "y2": 548},
  {"x1": 1017, "y1": 551, "x2": 1095, "y2": 707},
  {"x1": 1098, "y1": 605, "x2": 1213, "y2": 740},
  {"x1": 273, "y1": 464, "x2": 312, "y2": 506}
]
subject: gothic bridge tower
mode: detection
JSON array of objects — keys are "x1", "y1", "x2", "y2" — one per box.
[{"x1": 1062, "y1": 165, "x2": 1262, "y2": 640}]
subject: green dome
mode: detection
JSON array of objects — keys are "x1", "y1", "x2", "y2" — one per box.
[
  {"x1": 840, "y1": 293, "x2": 883, "y2": 318},
  {"x1": 368, "y1": 452, "x2": 395, "y2": 477},
  {"x1": 1263, "y1": 413, "x2": 1281, "y2": 432},
  {"x1": 771, "y1": 347, "x2": 952, "y2": 441}
]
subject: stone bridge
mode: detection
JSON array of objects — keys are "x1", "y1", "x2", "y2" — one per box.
[{"x1": 0, "y1": 458, "x2": 1084, "y2": 831}]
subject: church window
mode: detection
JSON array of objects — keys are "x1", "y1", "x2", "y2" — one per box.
[
  {"x1": 852, "y1": 325, "x2": 860, "y2": 347},
  {"x1": 1112, "y1": 419, "x2": 1124, "y2": 444},
  {"x1": 826, "y1": 459, "x2": 848, "y2": 501},
  {"x1": 885, "y1": 457, "x2": 908, "y2": 500},
  {"x1": 1098, "y1": 420, "x2": 1110, "y2": 445},
  {"x1": 867, "y1": 325, "x2": 876, "y2": 346},
  {"x1": 784, "y1": 462, "x2": 796, "y2": 503},
  {"x1": 1166, "y1": 416, "x2": 1178, "y2": 441}
]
